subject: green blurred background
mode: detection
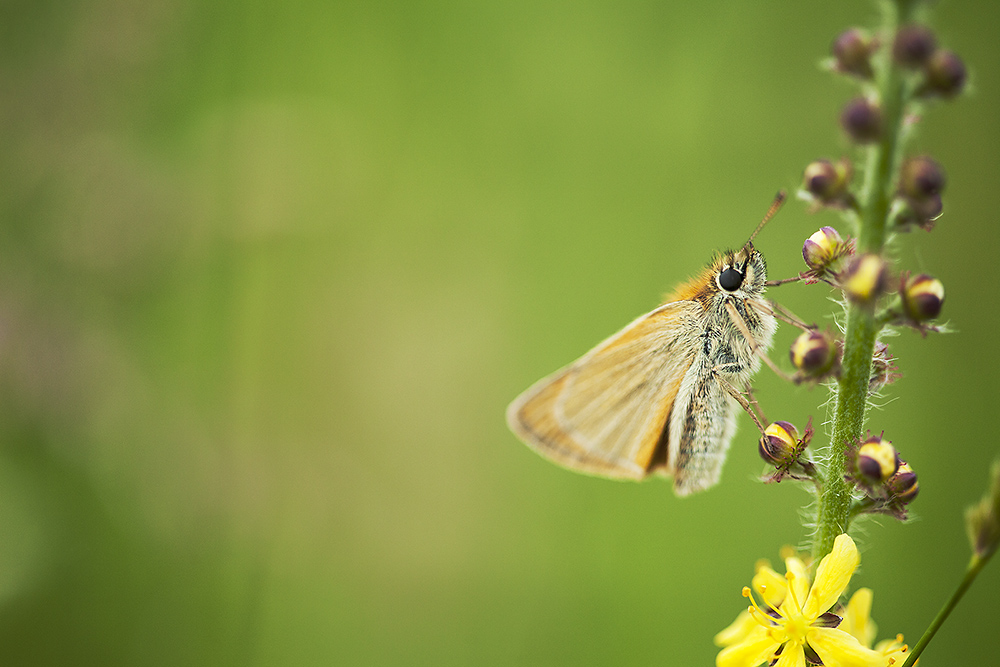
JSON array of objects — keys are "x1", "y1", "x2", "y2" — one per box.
[{"x1": 1, "y1": 1, "x2": 997, "y2": 665}]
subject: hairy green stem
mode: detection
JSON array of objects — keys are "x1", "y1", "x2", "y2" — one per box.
[
  {"x1": 900, "y1": 553, "x2": 993, "y2": 667},
  {"x1": 811, "y1": 0, "x2": 919, "y2": 561}
]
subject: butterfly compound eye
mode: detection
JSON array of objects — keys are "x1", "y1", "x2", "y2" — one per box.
[{"x1": 719, "y1": 267, "x2": 744, "y2": 291}]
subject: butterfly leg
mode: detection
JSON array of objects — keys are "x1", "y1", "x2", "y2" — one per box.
[
  {"x1": 755, "y1": 298, "x2": 816, "y2": 333},
  {"x1": 713, "y1": 373, "x2": 767, "y2": 435},
  {"x1": 744, "y1": 381, "x2": 769, "y2": 427},
  {"x1": 724, "y1": 301, "x2": 795, "y2": 382}
]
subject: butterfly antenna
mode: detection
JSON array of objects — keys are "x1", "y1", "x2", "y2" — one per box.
[{"x1": 746, "y1": 190, "x2": 786, "y2": 246}]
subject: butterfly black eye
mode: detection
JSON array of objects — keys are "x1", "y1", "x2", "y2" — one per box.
[{"x1": 719, "y1": 267, "x2": 744, "y2": 291}]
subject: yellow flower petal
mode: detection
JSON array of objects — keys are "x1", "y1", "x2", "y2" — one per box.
[
  {"x1": 803, "y1": 534, "x2": 859, "y2": 619},
  {"x1": 714, "y1": 610, "x2": 757, "y2": 647},
  {"x1": 842, "y1": 588, "x2": 877, "y2": 649},
  {"x1": 716, "y1": 626, "x2": 778, "y2": 667},
  {"x1": 753, "y1": 565, "x2": 788, "y2": 609},
  {"x1": 808, "y1": 627, "x2": 883, "y2": 667},
  {"x1": 775, "y1": 643, "x2": 806, "y2": 667}
]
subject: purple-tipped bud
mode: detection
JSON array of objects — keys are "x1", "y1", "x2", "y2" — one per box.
[
  {"x1": 924, "y1": 49, "x2": 967, "y2": 98},
  {"x1": 902, "y1": 274, "x2": 945, "y2": 321},
  {"x1": 790, "y1": 330, "x2": 837, "y2": 378},
  {"x1": 857, "y1": 437, "x2": 900, "y2": 484},
  {"x1": 843, "y1": 253, "x2": 888, "y2": 303},
  {"x1": 803, "y1": 160, "x2": 838, "y2": 200},
  {"x1": 900, "y1": 157, "x2": 946, "y2": 200},
  {"x1": 802, "y1": 226, "x2": 845, "y2": 270},
  {"x1": 802, "y1": 160, "x2": 852, "y2": 204},
  {"x1": 759, "y1": 421, "x2": 800, "y2": 467},
  {"x1": 892, "y1": 24, "x2": 937, "y2": 68},
  {"x1": 887, "y1": 461, "x2": 919, "y2": 503},
  {"x1": 832, "y1": 28, "x2": 875, "y2": 78},
  {"x1": 841, "y1": 98, "x2": 882, "y2": 144}
]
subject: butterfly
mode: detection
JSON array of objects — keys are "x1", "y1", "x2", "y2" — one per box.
[{"x1": 506, "y1": 194, "x2": 785, "y2": 495}]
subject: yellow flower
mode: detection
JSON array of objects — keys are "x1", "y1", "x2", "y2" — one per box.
[
  {"x1": 716, "y1": 534, "x2": 883, "y2": 667},
  {"x1": 875, "y1": 635, "x2": 914, "y2": 666}
]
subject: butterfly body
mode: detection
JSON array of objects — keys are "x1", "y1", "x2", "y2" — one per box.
[{"x1": 507, "y1": 242, "x2": 776, "y2": 496}]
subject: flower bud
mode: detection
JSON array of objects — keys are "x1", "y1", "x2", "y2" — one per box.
[
  {"x1": 832, "y1": 28, "x2": 875, "y2": 78},
  {"x1": 759, "y1": 421, "x2": 799, "y2": 467},
  {"x1": 802, "y1": 161, "x2": 838, "y2": 200},
  {"x1": 892, "y1": 24, "x2": 936, "y2": 68},
  {"x1": 790, "y1": 330, "x2": 837, "y2": 378},
  {"x1": 922, "y1": 49, "x2": 967, "y2": 98},
  {"x1": 900, "y1": 157, "x2": 946, "y2": 200},
  {"x1": 965, "y1": 460, "x2": 1000, "y2": 560},
  {"x1": 802, "y1": 160, "x2": 852, "y2": 205},
  {"x1": 841, "y1": 98, "x2": 882, "y2": 144},
  {"x1": 902, "y1": 273, "x2": 944, "y2": 321},
  {"x1": 843, "y1": 253, "x2": 887, "y2": 303},
  {"x1": 802, "y1": 226, "x2": 847, "y2": 271},
  {"x1": 856, "y1": 437, "x2": 900, "y2": 484},
  {"x1": 886, "y1": 461, "x2": 919, "y2": 503}
]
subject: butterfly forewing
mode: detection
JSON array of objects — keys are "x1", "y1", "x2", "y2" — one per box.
[{"x1": 507, "y1": 301, "x2": 702, "y2": 479}]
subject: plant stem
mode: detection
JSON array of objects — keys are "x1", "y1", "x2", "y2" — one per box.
[
  {"x1": 811, "y1": 0, "x2": 919, "y2": 561},
  {"x1": 900, "y1": 553, "x2": 993, "y2": 667}
]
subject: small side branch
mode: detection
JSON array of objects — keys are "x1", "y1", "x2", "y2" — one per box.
[{"x1": 766, "y1": 275, "x2": 806, "y2": 287}]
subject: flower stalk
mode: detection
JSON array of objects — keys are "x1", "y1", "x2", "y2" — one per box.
[
  {"x1": 811, "y1": 0, "x2": 922, "y2": 561},
  {"x1": 900, "y1": 552, "x2": 993, "y2": 667}
]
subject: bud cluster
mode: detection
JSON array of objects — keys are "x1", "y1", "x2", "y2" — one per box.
[
  {"x1": 891, "y1": 24, "x2": 968, "y2": 99},
  {"x1": 844, "y1": 432, "x2": 919, "y2": 520},
  {"x1": 829, "y1": 24, "x2": 967, "y2": 102},
  {"x1": 816, "y1": 24, "x2": 966, "y2": 233},
  {"x1": 792, "y1": 225, "x2": 946, "y2": 330}
]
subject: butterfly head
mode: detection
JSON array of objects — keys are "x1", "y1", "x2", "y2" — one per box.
[{"x1": 714, "y1": 243, "x2": 767, "y2": 298}]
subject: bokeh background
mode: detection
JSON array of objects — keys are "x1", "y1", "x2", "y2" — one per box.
[{"x1": 1, "y1": 0, "x2": 997, "y2": 665}]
